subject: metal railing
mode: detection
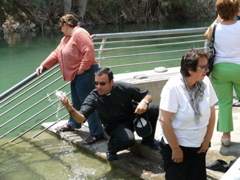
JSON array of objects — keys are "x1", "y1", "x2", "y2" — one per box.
[
  {"x1": 0, "y1": 27, "x2": 208, "y2": 143},
  {"x1": 92, "y1": 27, "x2": 208, "y2": 73}
]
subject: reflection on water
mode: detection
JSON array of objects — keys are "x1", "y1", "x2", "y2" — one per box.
[
  {"x1": 3, "y1": 31, "x2": 38, "y2": 47},
  {"x1": 0, "y1": 130, "x2": 140, "y2": 180}
]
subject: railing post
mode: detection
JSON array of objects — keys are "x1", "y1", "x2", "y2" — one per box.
[{"x1": 98, "y1": 38, "x2": 107, "y2": 67}]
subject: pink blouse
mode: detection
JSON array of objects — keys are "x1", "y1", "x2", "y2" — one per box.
[{"x1": 41, "y1": 26, "x2": 98, "y2": 81}]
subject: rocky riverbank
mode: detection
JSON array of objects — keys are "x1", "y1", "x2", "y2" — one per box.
[{"x1": 0, "y1": 0, "x2": 216, "y2": 34}]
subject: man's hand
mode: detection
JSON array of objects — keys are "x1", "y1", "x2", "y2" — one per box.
[
  {"x1": 60, "y1": 95, "x2": 86, "y2": 123},
  {"x1": 134, "y1": 101, "x2": 148, "y2": 114},
  {"x1": 61, "y1": 95, "x2": 71, "y2": 108}
]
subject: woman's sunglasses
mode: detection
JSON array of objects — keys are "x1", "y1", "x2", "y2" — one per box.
[{"x1": 197, "y1": 65, "x2": 208, "y2": 72}]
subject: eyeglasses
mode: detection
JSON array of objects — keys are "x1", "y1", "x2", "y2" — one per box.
[
  {"x1": 58, "y1": 21, "x2": 65, "y2": 29},
  {"x1": 197, "y1": 65, "x2": 208, "y2": 72},
  {"x1": 58, "y1": 24, "x2": 63, "y2": 29},
  {"x1": 94, "y1": 81, "x2": 109, "y2": 86}
]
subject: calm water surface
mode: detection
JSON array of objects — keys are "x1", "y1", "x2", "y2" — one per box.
[
  {"x1": 0, "y1": 21, "x2": 213, "y2": 180},
  {"x1": 0, "y1": 130, "x2": 139, "y2": 180}
]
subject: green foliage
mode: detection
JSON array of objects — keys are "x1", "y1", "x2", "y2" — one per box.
[
  {"x1": 160, "y1": 0, "x2": 216, "y2": 21},
  {"x1": 87, "y1": 0, "x2": 164, "y2": 24},
  {"x1": 0, "y1": 0, "x2": 216, "y2": 31}
]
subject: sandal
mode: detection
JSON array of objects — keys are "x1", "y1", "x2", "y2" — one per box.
[
  {"x1": 233, "y1": 101, "x2": 240, "y2": 107},
  {"x1": 221, "y1": 140, "x2": 231, "y2": 146},
  {"x1": 57, "y1": 124, "x2": 75, "y2": 132},
  {"x1": 206, "y1": 159, "x2": 229, "y2": 172},
  {"x1": 82, "y1": 133, "x2": 104, "y2": 145}
]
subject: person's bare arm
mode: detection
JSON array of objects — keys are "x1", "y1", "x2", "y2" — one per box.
[
  {"x1": 197, "y1": 105, "x2": 216, "y2": 153},
  {"x1": 204, "y1": 15, "x2": 222, "y2": 41},
  {"x1": 159, "y1": 109, "x2": 183, "y2": 163}
]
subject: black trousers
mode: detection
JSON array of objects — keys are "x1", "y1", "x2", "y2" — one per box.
[
  {"x1": 105, "y1": 103, "x2": 159, "y2": 153},
  {"x1": 159, "y1": 138, "x2": 207, "y2": 180}
]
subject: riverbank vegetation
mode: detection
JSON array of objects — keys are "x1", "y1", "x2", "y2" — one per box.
[{"x1": 0, "y1": 0, "x2": 216, "y2": 33}]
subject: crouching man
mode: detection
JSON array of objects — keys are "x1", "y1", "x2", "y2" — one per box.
[{"x1": 61, "y1": 67, "x2": 159, "y2": 161}]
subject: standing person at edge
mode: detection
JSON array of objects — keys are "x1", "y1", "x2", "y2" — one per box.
[
  {"x1": 60, "y1": 67, "x2": 160, "y2": 161},
  {"x1": 36, "y1": 14, "x2": 103, "y2": 145},
  {"x1": 159, "y1": 50, "x2": 218, "y2": 180},
  {"x1": 204, "y1": 0, "x2": 240, "y2": 146}
]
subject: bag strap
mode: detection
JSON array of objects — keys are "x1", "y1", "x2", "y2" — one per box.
[{"x1": 211, "y1": 23, "x2": 218, "y2": 44}]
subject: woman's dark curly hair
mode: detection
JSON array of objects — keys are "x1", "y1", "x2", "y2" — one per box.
[
  {"x1": 59, "y1": 14, "x2": 79, "y2": 28},
  {"x1": 216, "y1": 0, "x2": 239, "y2": 20},
  {"x1": 180, "y1": 50, "x2": 208, "y2": 77}
]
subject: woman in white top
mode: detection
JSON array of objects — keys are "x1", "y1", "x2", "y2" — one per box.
[
  {"x1": 159, "y1": 50, "x2": 218, "y2": 180},
  {"x1": 204, "y1": 0, "x2": 240, "y2": 146}
]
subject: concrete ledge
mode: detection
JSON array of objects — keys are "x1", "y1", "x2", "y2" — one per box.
[{"x1": 114, "y1": 67, "x2": 180, "y2": 105}]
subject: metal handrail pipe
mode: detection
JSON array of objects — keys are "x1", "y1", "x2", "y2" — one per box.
[
  {"x1": 9, "y1": 105, "x2": 67, "y2": 143},
  {"x1": 0, "y1": 97, "x2": 63, "y2": 139},
  {"x1": 96, "y1": 40, "x2": 206, "y2": 52},
  {"x1": 91, "y1": 27, "x2": 207, "y2": 39},
  {"x1": 0, "y1": 68, "x2": 61, "y2": 109},
  {"x1": 93, "y1": 34, "x2": 204, "y2": 45},
  {"x1": 31, "y1": 100, "x2": 70, "y2": 138},
  {"x1": 108, "y1": 58, "x2": 180, "y2": 68},
  {"x1": 0, "y1": 76, "x2": 62, "y2": 117},
  {"x1": 0, "y1": 68, "x2": 47, "y2": 101},
  {"x1": 0, "y1": 72, "x2": 37, "y2": 101},
  {"x1": 1, "y1": 65, "x2": 59, "y2": 104},
  {"x1": 31, "y1": 113, "x2": 69, "y2": 139},
  {"x1": 96, "y1": 47, "x2": 205, "y2": 60},
  {"x1": 0, "y1": 83, "x2": 69, "y2": 128}
]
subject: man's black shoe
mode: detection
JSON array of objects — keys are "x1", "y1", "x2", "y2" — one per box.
[
  {"x1": 106, "y1": 152, "x2": 118, "y2": 161},
  {"x1": 141, "y1": 139, "x2": 160, "y2": 150}
]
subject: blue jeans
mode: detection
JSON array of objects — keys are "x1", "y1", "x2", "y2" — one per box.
[{"x1": 68, "y1": 64, "x2": 103, "y2": 136}]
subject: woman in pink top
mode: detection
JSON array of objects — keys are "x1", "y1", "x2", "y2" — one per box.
[{"x1": 36, "y1": 14, "x2": 103, "y2": 144}]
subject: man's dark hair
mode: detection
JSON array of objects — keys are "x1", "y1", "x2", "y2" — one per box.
[
  {"x1": 180, "y1": 49, "x2": 208, "y2": 77},
  {"x1": 95, "y1": 67, "x2": 114, "y2": 81}
]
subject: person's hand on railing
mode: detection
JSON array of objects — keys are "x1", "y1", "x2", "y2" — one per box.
[{"x1": 36, "y1": 65, "x2": 44, "y2": 76}]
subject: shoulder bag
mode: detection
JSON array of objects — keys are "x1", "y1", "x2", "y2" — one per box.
[{"x1": 207, "y1": 23, "x2": 218, "y2": 76}]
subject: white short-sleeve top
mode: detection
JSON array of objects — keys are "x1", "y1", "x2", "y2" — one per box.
[{"x1": 160, "y1": 74, "x2": 218, "y2": 147}]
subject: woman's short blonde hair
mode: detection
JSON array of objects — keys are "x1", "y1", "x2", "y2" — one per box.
[
  {"x1": 216, "y1": 0, "x2": 239, "y2": 20},
  {"x1": 59, "y1": 14, "x2": 80, "y2": 28}
]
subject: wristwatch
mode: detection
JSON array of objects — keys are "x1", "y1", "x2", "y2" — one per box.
[{"x1": 143, "y1": 99, "x2": 149, "y2": 105}]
